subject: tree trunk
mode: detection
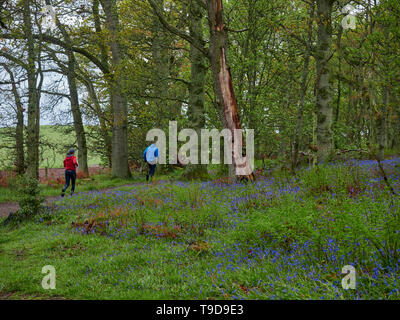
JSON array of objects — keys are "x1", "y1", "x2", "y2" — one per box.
[
  {"x1": 67, "y1": 56, "x2": 89, "y2": 176},
  {"x1": 315, "y1": 0, "x2": 335, "y2": 163},
  {"x1": 378, "y1": 84, "x2": 389, "y2": 160},
  {"x1": 151, "y1": 0, "x2": 170, "y2": 125},
  {"x1": 356, "y1": 64, "x2": 364, "y2": 149},
  {"x1": 101, "y1": 0, "x2": 131, "y2": 178},
  {"x1": 292, "y1": 50, "x2": 311, "y2": 169},
  {"x1": 23, "y1": 0, "x2": 39, "y2": 179},
  {"x1": 183, "y1": 0, "x2": 208, "y2": 180},
  {"x1": 292, "y1": 1, "x2": 314, "y2": 169},
  {"x1": 378, "y1": 24, "x2": 390, "y2": 160},
  {"x1": 206, "y1": 0, "x2": 253, "y2": 181},
  {"x1": 3, "y1": 64, "x2": 24, "y2": 174},
  {"x1": 92, "y1": 0, "x2": 112, "y2": 167},
  {"x1": 334, "y1": 26, "x2": 343, "y2": 126}
]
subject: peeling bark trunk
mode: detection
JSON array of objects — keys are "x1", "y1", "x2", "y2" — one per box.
[{"x1": 206, "y1": 0, "x2": 253, "y2": 181}]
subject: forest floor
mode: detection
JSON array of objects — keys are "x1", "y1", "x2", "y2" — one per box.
[
  {"x1": 0, "y1": 182, "x2": 150, "y2": 218},
  {"x1": 0, "y1": 170, "x2": 150, "y2": 205},
  {"x1": 1, "y1": 158, "x2": 400, "y2": 300}
]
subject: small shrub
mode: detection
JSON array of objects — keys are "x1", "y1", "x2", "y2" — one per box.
[{"x1": 16, "y1": 176, "x2": 45, "y2": 218}]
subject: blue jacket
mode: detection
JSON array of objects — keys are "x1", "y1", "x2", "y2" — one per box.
[{"x1": 143, "y1": 144, "x2": 159, "y2": 163}]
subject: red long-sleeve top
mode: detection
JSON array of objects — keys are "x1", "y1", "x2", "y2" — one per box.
[{"x1": 64, "y1": 155, "x2": 78, "y2": 171}]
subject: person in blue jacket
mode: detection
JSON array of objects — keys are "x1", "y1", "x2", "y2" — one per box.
[{"x1": 143, "y1": 138, "x2": 159, "y2": 182}]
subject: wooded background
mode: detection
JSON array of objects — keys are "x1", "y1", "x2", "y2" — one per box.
[{"x1": 0, "y1": 0, "x2": 399, "y2": 181}]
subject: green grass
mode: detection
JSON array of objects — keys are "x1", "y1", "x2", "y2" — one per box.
[
  {"x1": 0, "y1": 170, "x2": 184, "y2": 204},
  {"x1": 1, "y1": 159, "x2": 400, "y2": 300},
  {"x1": 0, "y1": 175, "x2": 134, "y2": 204}
]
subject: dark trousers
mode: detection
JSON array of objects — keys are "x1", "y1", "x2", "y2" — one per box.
[
  {"x1": 63, "y1": 170, "x2": 76, "y2": 193},
  {"x1": 147, "y1": 163, "x2": 156, "y2": 179}
]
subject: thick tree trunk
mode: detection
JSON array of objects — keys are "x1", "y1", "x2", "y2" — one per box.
[
  {"x1": 101, "y1": 0, "x2": 131, "y2": 178},
  {"x1": 183, "y1": 0, "x2": 208, "y2": 180},
  {"x1": 315, "y1": 0, "x2": 335, "y2": 163},
  {"x1": 92, "y1": 0, "x2": 112, "y2": 167},
  {"x1": 206, "y1": 0, "x2": 253, "y2": 181},
  {"x1": 23, "y1": 0, "x2": 39, "y2": 179}
]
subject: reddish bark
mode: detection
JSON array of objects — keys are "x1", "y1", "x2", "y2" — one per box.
[{"x1": 207, "y1": 0, "x2": 254, "y2": 180}]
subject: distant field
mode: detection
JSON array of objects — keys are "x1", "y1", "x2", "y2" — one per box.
[{"x1": 0, "y1": 125, "x2": 102, "y2": 170}]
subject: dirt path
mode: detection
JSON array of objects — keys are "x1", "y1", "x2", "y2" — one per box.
[{"x1": 0, "y1": 195, "x2": 63, "y2": 218}]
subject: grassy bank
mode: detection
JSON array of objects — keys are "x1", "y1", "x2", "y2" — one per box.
[{"x1": 1, "y1": 158, "x2": 400, "y2": 299}]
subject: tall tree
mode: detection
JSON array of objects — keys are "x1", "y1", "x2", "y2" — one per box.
[
  {"x1": 151, "y1": 0, "x2": 170, "y2": 125},
  {"x1": 23, "y1": 0, "x2": 39, "y2": 179},
  {"x1": 206, "y1": 0, "x2": 253, "y2": 180},
  {"x1": 292, "y1": 1, "x2": 315, "y2": 169},
  {"x1": 183, "y1": 0, "x2": 208, "y2": 179},
  {"x1": 1, "y1": 63, "x2": 25, "y2": 174},
  {"x1": 100, "y1": 0, "x2": 131, "y2": 178}
]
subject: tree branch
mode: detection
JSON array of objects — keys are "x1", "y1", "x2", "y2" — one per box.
[
  {"x1": 147, "y1": 0, "x2": 209, "y2": 57},
  {"x1": 0, "y1": 32, "x2": 110, "y2": 74}
]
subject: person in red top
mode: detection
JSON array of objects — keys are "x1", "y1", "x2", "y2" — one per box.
[{"x1": 61, "y1": 148, "x2": 79, "y2": 197}]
